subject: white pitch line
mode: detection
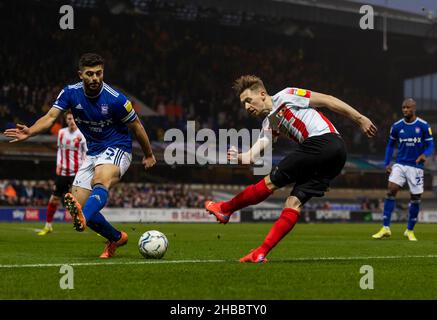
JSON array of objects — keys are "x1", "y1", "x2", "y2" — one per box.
[
  {"x1": 0, "y1": 226, "x2": 79, "y2": 234},
  {"x1": 1, "y1": 255, "x2": 437, "y2": 268},
  {"x1": 0, "y1": 260, "x2": 226, "y2": 268},
  {"x1": 282, "y1": 254, "x2": 437, "y2": 262}
]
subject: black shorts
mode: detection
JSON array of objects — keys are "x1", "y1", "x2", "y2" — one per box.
[
  {"x1": 53, "y1": 175, "x2": 75, "y2": 197},
  {"x1": 270, "y1": 133, "x2": 346, "y2": 203}
]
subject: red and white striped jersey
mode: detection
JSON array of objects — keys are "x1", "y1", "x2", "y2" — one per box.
[
  {"x1": 260, "y1": 87, "x2": 338, "y2": 144},
  {"x1": 57, "y1": 127, "x2": 87, "y2": 176}
]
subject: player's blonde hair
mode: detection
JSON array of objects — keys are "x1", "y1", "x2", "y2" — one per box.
[{"x1": 232, "y1": 75, "x2": 266, "y2": 96}]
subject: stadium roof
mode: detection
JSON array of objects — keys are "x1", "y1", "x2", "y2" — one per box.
[
  {"x1": 171, "y1": 0, "x2": 435, "y2": 37},
  {"x1": 274, "y1": 0, "x2": 433, "y2": 23},
  {"x1": 32, "y1": 0, "x2": 437, "y2": 38},
  {"x1": 347, "y1": 0, "x2": 437, "y2": 17}
]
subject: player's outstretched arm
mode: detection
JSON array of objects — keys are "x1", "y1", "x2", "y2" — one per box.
[
  {"x1": 309, "y1": 91, "x2": 377, "y2": 138},
  {"x1": 127, "y1": 118, "x2": 156, "y2": 170},
  {"x1": 3, "y1": 107, "x2": 62, "y2": 143}
]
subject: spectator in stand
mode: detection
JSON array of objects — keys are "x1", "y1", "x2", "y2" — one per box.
[{"x1": 4, "y1": 183, "x2": 17, "y2": 205}]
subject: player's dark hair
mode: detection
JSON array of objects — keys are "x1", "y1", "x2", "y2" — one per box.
[
  {"x1": 232, "y1": 75, "x2": 266, "y2": 96},
  {"x1": 63, "y1": 110, "x2": 72, "y2": 119},
  {"x1": 78, "y1": 53, "x2": 104, "y2": 70}
]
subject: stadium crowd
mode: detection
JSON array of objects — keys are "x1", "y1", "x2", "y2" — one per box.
[
  {"x1": 0, "y1": 180, "x2": 211, "y2": 208},
  {"x1": 0, "y1": 178, "x2": 388, "y2": 211},
  {"x1": 108, "y1": 183, "x2": 211, "y2": 208},
  {"x1": 0, "y1": 2, "x2": 395, "y2": 155},
  {"x1": 0, "y1": 180, "x2": 52, "y2": 207}
]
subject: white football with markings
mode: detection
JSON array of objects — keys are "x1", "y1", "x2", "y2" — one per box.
[{"x1": 138, "y1": 230, "x2": 169, "y2": 259}]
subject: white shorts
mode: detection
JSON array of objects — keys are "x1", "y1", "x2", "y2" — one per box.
[
  {"x1": 73, "y1": 147, "x2": 132, "y2": 190},
  {"x1": 389, "y1": 163, "x2": 424, "y2": 195}
]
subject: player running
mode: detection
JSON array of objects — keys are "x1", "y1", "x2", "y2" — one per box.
[
  {"x1": 38, "y1": 111, "x2": 87, "y2": 235},
  {"x1": 4, "y1": 53, "x2": 156, "y2": 258},
  {"x1": 205, "y1": 75, "x2": 377, "y2": 263},
  {"x1": 372, "y1": 98, "x2": 434, "y2": 241}
]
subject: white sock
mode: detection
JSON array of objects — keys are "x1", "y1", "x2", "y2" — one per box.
[{"x1": 45, "y1": 222, "x2": 52, "y2": 229}]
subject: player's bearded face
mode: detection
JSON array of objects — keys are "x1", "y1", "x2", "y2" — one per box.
[
  {"x1": 79, "y1": 65, "x2": 104, "y2": 94},
  {"x1": 240, "y1": 89, "x2": 268, "y2": 117}
]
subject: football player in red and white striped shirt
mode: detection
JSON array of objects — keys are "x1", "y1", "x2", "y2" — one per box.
[
  {"x1": 205, "y1": 75, "x2": 377, "y2": 262},
  {"x1": 38, "y1": 111, "x2": 87, "y2": 235}
]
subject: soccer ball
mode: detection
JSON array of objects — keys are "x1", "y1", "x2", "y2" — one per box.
[{"x1": 138, "y1": 230, "x2": 169, "y2": 259}]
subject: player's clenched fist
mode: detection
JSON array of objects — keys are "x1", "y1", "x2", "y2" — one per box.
[
  {"x1": 227, "y1": 146, "x2": 239, "y2": 162},
  {"x1": 142, "y1": 154, "x2": 156, "y2": 170},
  {"x1": 3, "y1": 124, "x2": 31, "y2": 143}
]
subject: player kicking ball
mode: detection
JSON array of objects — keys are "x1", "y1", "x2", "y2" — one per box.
[
  {"x1": 38, "y1": 111, "x2": 87, "y2": 235},
  {"x1": 4, "y1": 53, "x2": 156, "y2": 258},
  {"x1": 372, "y1": 99, "x2": 434, "y2": 241},
  {"x1": 205, "y1": 75, "x2": 377, "y2": 263}
]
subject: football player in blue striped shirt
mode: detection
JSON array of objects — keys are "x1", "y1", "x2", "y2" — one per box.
[
  {"x1": 4, "y1": 53, "x2": 156, "y2": 257},
  {"x1": 372, "y1": 98, "x2": 434, "y2": 241}
]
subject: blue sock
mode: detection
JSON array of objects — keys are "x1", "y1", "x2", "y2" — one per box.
[
  {"x1": 87, "y1": 212, "x2": 121, "y2": 242},
  {"x1": 383, "y1": 197, "x2": 395, "y2": 227},
  {"x1": 407, "y1": 201, "x2": 420, "y2": 231},
  {"x1": 83, "y1": 184, "x2": 109, "y2": 222}
]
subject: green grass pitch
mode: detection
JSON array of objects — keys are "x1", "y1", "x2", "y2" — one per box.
[{"x1": 1, "y1": 222, "x2": 437, "y2": 299}]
